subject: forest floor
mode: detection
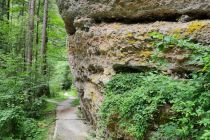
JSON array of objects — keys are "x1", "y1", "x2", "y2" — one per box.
[{"x1": 52, "y1": 95, "x2": 90, "y2": 140}]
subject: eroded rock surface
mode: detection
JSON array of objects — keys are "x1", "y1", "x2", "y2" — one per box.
[
  {"x1": 67, "y1": 20, "x2": 210, "y2": 129},
  {"x1": 57, "y1": 0, "x2": 210, "y2": 34},
  {"x1": 57, "y1": 0, "x2": 210, "y2": 139}
]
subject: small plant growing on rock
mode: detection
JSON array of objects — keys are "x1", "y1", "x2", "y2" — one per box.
[
  {"x1": 99, "y1": 72, "x2": 210, "y2": 139},
  {"x1": 149, "y1": 32, "x2": 210, "y2": 71}
]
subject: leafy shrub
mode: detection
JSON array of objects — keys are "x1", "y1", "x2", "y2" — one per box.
[
  {"x1": 149, "y1": 32, "x2": 210, "y2": 72},
  {"x1": 105, "y1": 73, "x2": 145, "y2": 94},
  {"x1": 0, "y1": 53, "x2": 47, "y2": 139},
  {"x1": 100, "y1": 72, "x2": 210, "y2": 139},
  {"x1": 49, "y1": 61, "x2": 72, "y2": 95}
]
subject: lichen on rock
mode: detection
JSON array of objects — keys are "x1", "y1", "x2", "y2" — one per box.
[
  {"x1": 57, "y1": 0, "x2": 210, "y2": 139},
  {"x1": 57, "y1": 0, "x2": 210, "y2": 34},
  {"x1": 66, "y1": 20, "x2": 210, "y2": 132}
]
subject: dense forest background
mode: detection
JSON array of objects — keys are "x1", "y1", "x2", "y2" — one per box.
[{"x1": 0, "y1": 0, "x2": 71, "y2": 139}]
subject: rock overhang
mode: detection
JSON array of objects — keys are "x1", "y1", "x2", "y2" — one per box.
[
  {"x1": 57, "y1": 0, "x2": 210, "y2": 34},
  {"x1": 57, "y1": 0, "x2": 210, "y2": 138},
  {"x1": 67, "y1": 21, "x2": 210, "y2": 127}
]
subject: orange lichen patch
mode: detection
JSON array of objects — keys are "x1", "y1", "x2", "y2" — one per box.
[
  {"x1": 91, "y1": 92, "x2": 98, "y2": 102},
  {"x1": 172, "y1": 27, "x2": 182, "y2": 33},
  {"x1": 146, "y1": 42, "x2": 154, "y2": 48},
  {"x1": 171, "y1": 28, "x2": 182, "y2": 38},
  {"x1": 136, "y1": 35, "x2": 148, "y2": 40},
  {"x1": 117, "y1": 53, "x2": 126, "y2": 58},
  {"x1": 173, "y1": 33, "x2": 181, "y2": 39},
  {"x1": 127, "y1": 39, "x2": 136, "y2": 44},
  {"x1": 186, "y1": 21, "x2": 207, "y2": 35},
  {"x1": 139, "y1": 50, "x2": 152, "y2": 58},
  {"x1": 127, "y1": 32, "x2": 133, "y2": 37}
]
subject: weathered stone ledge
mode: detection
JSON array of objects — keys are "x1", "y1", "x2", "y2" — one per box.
[
  {"x1": 57, "y1": 0, "x2": 210, "y2": 34},
  {"x1": 67, "y1": 20, "x2": 210, "y2": 129}
]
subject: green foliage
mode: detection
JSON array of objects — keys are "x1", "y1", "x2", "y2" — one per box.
[
  {"x1": 61, "y1": 65, "x2": 72, "y2": 90},
  {"x1": 47, "y1": 2, "x2": 67, "y2": 62},
  {"x1": 149, "y1": 32, "x2": 210, "y2": 72},
  {"x1": 100, "y1": 72, "x2": 210, "y2": 139},
  {"x1": 0, "y1": 53, "x2": 48, "y2": 139},
  {"x1": 49, "y1": 61, "x2": 72, "y2": 95},
  {"x1": 0, "y1": 108, "x2": 42, "y2": 140},
  {"x1": 105, "y1": 73, "x2": 145, "y2": 94},
  {"x1": 0, "y1": 0, "x2": 68, "y2": 139},
  {"x1": 71, "y1": 98, "x2": 80, "y2": 107}
]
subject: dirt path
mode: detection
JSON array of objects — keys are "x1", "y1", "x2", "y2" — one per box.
[{"x1": 53, "y1": 96, "x2": 90, "y2": 140}]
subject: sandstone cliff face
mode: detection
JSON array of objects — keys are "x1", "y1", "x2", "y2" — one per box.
[
  {"x1": 68, "y1": 20, "x2": 210, "y2": 124},
  {"x1": 57, "y1": 0, "x2": 210, "y2": 34},
  {"x1": 57, "y1": 0, "x2": 210, "y2": 139}
]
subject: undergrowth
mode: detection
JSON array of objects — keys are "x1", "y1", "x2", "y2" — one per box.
[
  {"x1": 100, "y1": 72, "x2": 210, "y2": 139},
  {"x1": 99, "y1": 32, "x2": 210, "y2": 140}
]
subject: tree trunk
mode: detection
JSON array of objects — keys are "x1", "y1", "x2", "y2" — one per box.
[
  {"x1": 36, "y1": 0, "x2": 40, "y2": 45},
  {"x1": 41, "y1": 0, "x2": 48, "y2": 75},
  {"x1": 26, "y1": 0, "x2": 36, "y2": 70},
  {"x1": 0, "y1": 0, "x2": 7, "y2": 20},
  {"x1": 35, "y1": 0, "x2": 40, "y2": 67},
  {"x1": 7, "y1": 0, "x2": 10, "y2": 20}
]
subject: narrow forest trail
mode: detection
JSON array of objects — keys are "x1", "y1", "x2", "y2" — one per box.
[{"x1": 53, "y1": 96, "x2": 90, "y2": 140}]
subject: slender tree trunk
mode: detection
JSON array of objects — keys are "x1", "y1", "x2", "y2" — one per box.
[
  {"x1": 0, "y1": 0, "x2": 8, "y2": 51},
  {"x1": 36, "y1": 0, "x2": 40, "y2": 45},
  {"x1": 7, "y1": 0, "x2": 10, "y2": 20},
  {"x1": 26, "y1": 0, "x2": 36, "y2": 70},
  {"x1": 41, "y1": 0, "x2": 48, "y2": 75},
  {"x1": 35, "y1": 0, "x2": 40, "y2": 65},
  {"x1": 0, "y1": 0, "x2": 6, "y2": 20},
  {"x1": 17, "y1": 1, "x2": 26, "y2": 55},
  {"x1": 19, "y1": 2, "x2": 25, "y2": 17}
]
